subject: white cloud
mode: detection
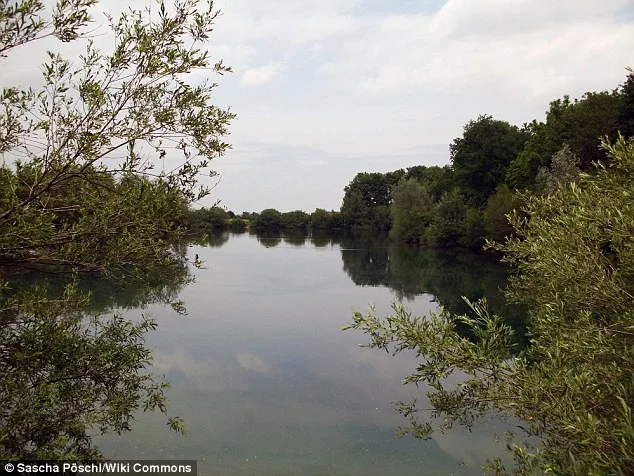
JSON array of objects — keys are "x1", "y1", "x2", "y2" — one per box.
[
  {"x1": 240, "y1": 62, "x2": 284, "y2": 87},
  {"x1": 320, "y1": 0, "x2": 634, "y2": 103}
]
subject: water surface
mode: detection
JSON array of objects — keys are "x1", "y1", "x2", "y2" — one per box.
[{"x1": 94, "y1": 232, "x2": 518, "y2": 475}]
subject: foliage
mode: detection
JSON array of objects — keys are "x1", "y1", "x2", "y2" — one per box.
[
  {"x1": 483, "y1": 185, "x2": 524, "y2": 242},
  {"x1": 0, "y1": 0, "x2": 233, "y2": 459},
  {"x1": 424, "y1": 189, "x2": 467, "y2": 248},
  {"x1": 281, "y1": 210, "x2": 310, "y2": 230},
  {"x1": 619, "y1": 69, "x2": 634, "y2": 139},
  {"x1": 0, "y1": 281, "x2": 184, "y2": 459},
  {"x1": 0, "y1": 0, "x2": 234, "y2": 274},
  {"x1": 535, "y1": 144, "x2": 581, "y2": 195},
  {"x1": 345, "y1": 137, "x2": 634, "y2": 474},
  {"x1": 183, "y1": 206, "x2": 229, "y2": 232},
  {"x1": 389, "y1": 178, "x2": 433, "y2": 244},
  {"x1": 310, "y1": 208, "x2": 343, "y2": 230},
  {"x1": 251, "y1": 208, "x2": 283, "y2": 231},
  {"x1": 404, "y1": 165, "x2": 455, "y2": 202},
  {"x1": 341, "y1": 172, "x2": 392, "y2": 230},
  {"x1": 505, "y1": 120, "x2": 556, "y2": 191},
  {"x1": 463, "y1": 207, "x2": 485, "y2": 249},
  {"x1": 450, "y1": 115, "x2": 526, "y2": 207},
  {"x1": 225, "y1": 218, "x2": 248, "y2": 232},
  {"x1": 343, "y1": 172, "x2": 391, "y2": 208},
  {"x1": 507, "y1": 88, "x2": 624, "y2": 189}
]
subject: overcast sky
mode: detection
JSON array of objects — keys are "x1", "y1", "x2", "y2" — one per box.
[{"x1": 3, "y1": 0, "x2": 634, "y2": 212}]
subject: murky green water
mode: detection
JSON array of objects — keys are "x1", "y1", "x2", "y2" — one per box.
[{"x1": 91, "y1": 231, "x2": 521, "y2": 475}]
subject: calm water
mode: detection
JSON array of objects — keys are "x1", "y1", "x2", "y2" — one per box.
[{"x1": 92, "y1": 231, "x2": 520, "y2": 475}]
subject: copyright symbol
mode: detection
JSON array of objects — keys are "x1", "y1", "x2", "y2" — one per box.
[{"x1": 4, "y1": 463, "x2": 14, "y2": 472}]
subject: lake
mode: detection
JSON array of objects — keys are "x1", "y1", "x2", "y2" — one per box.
[{"x1": 92, "y1": 231, "x2": 521, "y2": 475}]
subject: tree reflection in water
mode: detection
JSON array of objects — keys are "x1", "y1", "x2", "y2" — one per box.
[{"x1": 0, "y1": 258, "x2": 190, "y2": 459}]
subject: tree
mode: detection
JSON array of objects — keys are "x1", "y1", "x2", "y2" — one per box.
[
  {"x1": 345, "y1": 136, "x2": 634, "y2": 474},
  {"x1": 618, "y1": 69, "x2": 634, "y2": 139},
  {"x1": 404, "y1": 165, "x2": 455, "y2": 202},
  {"x1": 281, "y1": 210, "x2": 310, "y2": 230},
  {"x1": 450, "y1": 115, "x2": 526, "y2": 207},
  {"x1": 341, "y1": 172, "x2": 392, "y2": 229},
  {"x1": 483, "y1": 184, "x2": 524, "y2": 242},
  {"x1": 506, "y1": 87, "x2": 624, "y2": 190},
  {"x1": 424, "y1": 189, "x2": 467, "y2": 248},
  {"x1": 505, "y1": 120, "x2": 556, "y2": 191},
  {"x1": 389, "y1": 178, "x2": 433, "y2": 244},
  {"x1": 0, "y1": 0, "x2": 233, "y2": 458},
  {"x1": 0, "y1": 0, "x2": 234, "y2": 274},
  {"x1": 535, "y1": 144, "x2": 581, "y2": 195},
  {"x1": 340, "y1": 189, "x2": 369, "y2": 228},
  {"x1": 251, "y1": 208, "x2": 283, "y2": 231}
]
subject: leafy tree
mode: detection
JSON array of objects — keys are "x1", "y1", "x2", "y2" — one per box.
[
  {"x1": 281, "y1": 210, "x2": 310, "y2": 230},
  {"x1": 462, "y1": 207, "x2": 485, "y2": 249},
  {"x1": 0, "y1": 0, "x2": 233, "y2": 458},
  {"x1": 183, "y1": 206, "x2": 229, "y2": 232},
  {"x1": 341, "y1": 189, "x2": 370, "y2": 228},
  {"x1": 505, "y1": 120, "x2": 556, "y2": 190},
  {"x1": 389, "y1": 178, "x2": 433, "y2": 244},
  {"x1": 618, "y1": 69, "x2": 634, "y2": 139},
  {"x1": 345, "y1": 136, "x2": 634, "y2": 474},
  {"x1": 0, "y1": 280, "x2": 186, "y2": 459},
  {"x1": 311, "y1": 208, "x2": 331, "y2": 229},
  {"x1": 404, "y1": 165, "x2": 455, "y2": 202},
  {"x1": 424, "y1": 189, "x2": 467, "y2": 248},
  {"x1": 343, "y1": 172, "x2": 391, "y2": 207},
  {"x1": 507, "y1": 87, "x2": 624, "y2": 189},
  {"x1": 450, "y1": 115, "x2": 526, "y2": 207},
  {"x1": 547, "y1": 92, "x2": 623, "y2": 170},
  {"x1": 310, "y1": 208, "x2": 342, "y2": 230},
  {"x1": 226, "y1": 218, "x2": 248, "y2": 232},
  {"x1": 535, "y1": 144, "x2": 581, "y2": 195},
  {"x1": 0, "y1": 0, "x2": 234, "y2": 274},
  {"x1": 251, "y1": 208, "x2": 283, "y2": 231},
  {"x1": 341, "y1": 172, "x2": 392, "y2": 229},
  {"x1": 483, "y1": 184, "x2": 524, "y2": 242}
]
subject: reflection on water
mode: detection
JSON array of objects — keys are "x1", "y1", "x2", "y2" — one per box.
[
  {"x1": 0, "y1": 257, "x2": 191, "y2": 459},
  {"x1": 84, "y1": 231, "x2": 518, "y2": 474},
  {"x1": 0, "y1": 230, "x2": 520, "y2": 469}
]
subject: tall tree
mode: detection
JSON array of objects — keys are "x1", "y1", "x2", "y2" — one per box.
[
  {"x1": 618, "y1": 69, "x2": 634, "y2": 139},
  {"x1": 404, "y1": 165, "x2": 455, "y2": 202},
  {"x1": 450, "y1": 115, "x2": 526, "y2": 207},
  {"x1": 341, "y1": 172, "x2": 391, "y2": 229}
]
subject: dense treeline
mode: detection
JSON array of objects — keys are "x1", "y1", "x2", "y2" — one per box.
[
  {"x1": 187, "y1": 73, "x2": 634, "y2": 247},
  {"x1": 341, "y1": 72, "x2": 634, "y2": 248},
  {"x1": 182, "y1": 206, "x2": 343, "y2": 233}
]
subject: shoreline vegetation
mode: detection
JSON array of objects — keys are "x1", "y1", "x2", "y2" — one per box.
[{"x1": 184, "y1": 70, "x2": 633, "y2": 251}]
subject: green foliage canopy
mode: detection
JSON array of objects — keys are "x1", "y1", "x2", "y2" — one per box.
[{"x1": 450, "y1": 115, "x2": 526, "y2": 207}]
